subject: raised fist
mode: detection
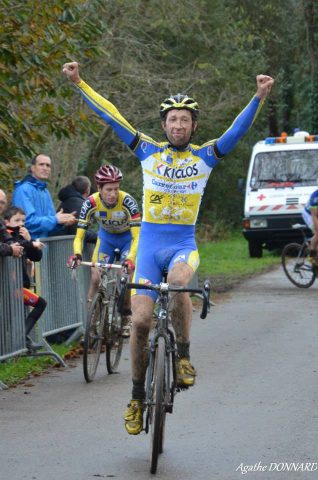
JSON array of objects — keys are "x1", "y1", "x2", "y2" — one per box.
[{"x1": 62, "y1": 62, "x2": 81, "y2": 84}]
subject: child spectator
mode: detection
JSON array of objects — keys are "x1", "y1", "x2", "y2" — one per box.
[
  {"x1": 1, "y1": 189, "x2": 24, "y2": 257},
  {"x1": 0, "y1": 218, "x2": 23, "y2": 257},
  {"x1": 3, "y1": 206, "x2": 47, "y2": 351}
]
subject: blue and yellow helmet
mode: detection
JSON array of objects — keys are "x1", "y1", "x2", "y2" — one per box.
[{"x1": 159, "y1": 93, "x2": 199, "y2": 120}]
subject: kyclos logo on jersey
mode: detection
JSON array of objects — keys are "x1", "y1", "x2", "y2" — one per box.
[{"x1": 156, "y1": 163, "x2": 199, "y2": 179}]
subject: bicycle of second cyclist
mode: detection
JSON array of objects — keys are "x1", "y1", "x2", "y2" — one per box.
[
  {"x1": 119, "y1": 272, "x2": 211, "y2": 474},
  {"x1": 81, "y1": 249, "x2": 126, "y2": 382},
  {"x1": 281, "y1": 223, "x2": 318, "y2": 288}
]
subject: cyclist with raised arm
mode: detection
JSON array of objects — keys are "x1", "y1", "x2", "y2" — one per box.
[
  {"x1": 69, "y1": 164, "x2": 141, "y2": 337},
  {"x1": 302, "y1": 188, "x2": 318, "y2": 266},
  {"x1": 63, "y1": 62, "x2": 274, "y2": 435}
]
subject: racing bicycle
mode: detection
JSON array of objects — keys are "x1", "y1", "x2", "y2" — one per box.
[
  {"x1": 81, "y1": 249, "x2": 126, "y2": 382},
  {"x1": 281, "y1": 224, "x2": 317, "y2": 288},
  {"x1": 118, "y1": 272, "x2": 211, "y2": 474}
]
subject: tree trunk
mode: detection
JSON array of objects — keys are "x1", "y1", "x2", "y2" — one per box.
[{"x1": 302, "y1": 0, "x2": 318, "y2": 132}]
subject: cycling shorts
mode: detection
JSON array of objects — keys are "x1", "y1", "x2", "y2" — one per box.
[
  {"x1": 92, "y1": 227, "x2": 132, "y2": 263},
  {"x1": 23, "y1": 288, "x2": 40, "y2": 307},
  {"x1": 132, "y1": 222, "x2": 199, "y2": 300}
]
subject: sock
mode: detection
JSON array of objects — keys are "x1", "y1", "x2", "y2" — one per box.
[
  {"x1": 25, "y1": 297, "x2": 47, "y2": 335},
  {"x1": 132, "y1": 380, "x2": 146, "y2": 400},
  {"x1": 177, "y1": 341, "x2": 190, "y2": 359}
]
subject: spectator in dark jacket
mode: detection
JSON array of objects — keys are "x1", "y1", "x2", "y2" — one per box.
[
  {"x1": 0, "y1": 218, "x2": 24, "y2": 257},
  {"x1": 57, "y1": 176, "x2": 97, "y2": 242},
  {"x1": 1, "y1": 189, "x2": 24, "y2": 257}
]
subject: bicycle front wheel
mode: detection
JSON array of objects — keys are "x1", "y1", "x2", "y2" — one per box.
[
  {"x1": 150, "y1": 336, "x2": 167, "y2": 474},
  {"x1": 105, "y1": 290, "x2": 124, "y2": 373},
  {"x1": 282, "y1": 242, "x2": 316, "y2": 288},
  {"x1": 83, "y1": 293, "x2": 106, "y2": 382}
]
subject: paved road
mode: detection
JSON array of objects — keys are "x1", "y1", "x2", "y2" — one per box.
[{"x1": 1, "y1": 266, "x2": 318, "y2": 480}]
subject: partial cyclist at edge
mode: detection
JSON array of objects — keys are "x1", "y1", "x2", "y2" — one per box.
[
  {"x1": 62, "y1": 61, "x2": 274, "y2": 435},
  {"x1": 68, "y1": 164, "x2": 141, "y2": 337},
  {"x1": 302, "y1": 188, "x2": 318, "y2": 266}
]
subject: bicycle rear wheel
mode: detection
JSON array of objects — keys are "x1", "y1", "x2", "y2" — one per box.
[
  {"x1": 83, "y1": 293, "x2": 106, "y2": 382},
  {"x1": 105, "y1": 288, "x2": 124, "y2": 373},
  {"x1": 150, "y1": 336, "x2": 166, "y2": 474},
  {"x1": 282, "y1": 242, "x2": 316, "y2": 288}
]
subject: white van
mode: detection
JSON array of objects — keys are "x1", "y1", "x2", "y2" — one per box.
[{"x1": 242, "y1": 131, "x2": 318, "y2": 257}]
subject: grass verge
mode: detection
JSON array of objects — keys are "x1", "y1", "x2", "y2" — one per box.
[
  {"x1": 0, "y1": 343, "x2": 78, "y2": 388},
  {"x1": 197, "y1": 232, "x2": 281, "y2": 292}
]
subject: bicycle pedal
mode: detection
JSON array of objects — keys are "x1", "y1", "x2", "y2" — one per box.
[{"x1": 176, "y1": 385, "x2": 190, "y2": 391}]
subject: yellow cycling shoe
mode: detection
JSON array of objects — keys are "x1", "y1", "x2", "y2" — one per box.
[
  {"x1": 124, "y1": 399, "x2": 144, "y2": 435},
  {"x1": 176, "y1": 358, "x2": 197, "y2": 387},
  {"x1": 308, "y1": 255, "x2": 318, "y2": 267}
]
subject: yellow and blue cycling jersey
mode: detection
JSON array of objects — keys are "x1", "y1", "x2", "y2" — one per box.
[
  {"x1": 74, "y1": 190, "x2": 140, "y2": 263},
  {"x1": 302, "y1": 189, "x2": 318, "y2": 231},
  {"x1": 75, "y1": 80, "x2": 263, "y2": 296},
  {"x1": 304, "y1": 189, "x2": 318, "y2": 214},
  {"x1": 76, "y1": 80, "x2": 263, "y2": 227}
]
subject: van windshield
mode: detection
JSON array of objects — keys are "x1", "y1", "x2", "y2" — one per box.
[{"x1": 250, "y1": 149, "x2": 318, "y2": 188}]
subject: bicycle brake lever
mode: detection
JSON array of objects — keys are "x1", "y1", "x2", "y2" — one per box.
[
  {"x1": 205, "y1": 281, "x2": 211, "y2": 313},
  {"x1": 200, "y1": 281, "x2": 211, "y2": 319},
  {"x1": 70, "y1": 259, "x2": 77, "y2": 270},
  {"x1": 117, "y1": 276, "x2": 127, "y2": 315}
]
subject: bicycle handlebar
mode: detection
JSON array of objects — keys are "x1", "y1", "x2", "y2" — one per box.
[
  {"x1": 80, "y1": 261, "x2": 122, "y2": 269},
  {"x1": 118, "y1": 279, "x2": 211, "y2": 319}
]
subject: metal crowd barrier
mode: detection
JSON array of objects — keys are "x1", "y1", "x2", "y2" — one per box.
[
  {"x1": 34, "y1": 235, "x2": 93, "y2": 354},
  {"x1": 0, "y1": 257, "x2": 26, "y2": 389},
  {"x1": 0, "y1": 257, "x2": 26, "y2": 359},
  {"x1": 0, "y1": 236, "x2": 94, "y2": 388}
]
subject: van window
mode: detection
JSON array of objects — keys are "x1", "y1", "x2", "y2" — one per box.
[{"x1": 250, "y1": 149, "x2": 318, "y2": 188}]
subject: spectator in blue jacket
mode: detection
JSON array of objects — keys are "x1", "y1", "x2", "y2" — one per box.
[{"x1": 12, "y1": 154, "x2": 77, "y2": 239}]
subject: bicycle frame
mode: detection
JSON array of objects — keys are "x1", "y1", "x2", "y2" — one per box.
[
  {"x1": 118, "y1": 275, "x2": 210, "y2": 473},
  {"x1": 145, "y1": 285, "x2": 176, "y2": 422},
  {"x1": 80, "y1": 251, "x2": 126, "y2": 381}
]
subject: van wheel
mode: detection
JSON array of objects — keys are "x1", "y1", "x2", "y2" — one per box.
[{"x1": 249, "y1": 241, "x2": 263, "y2": 258}]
